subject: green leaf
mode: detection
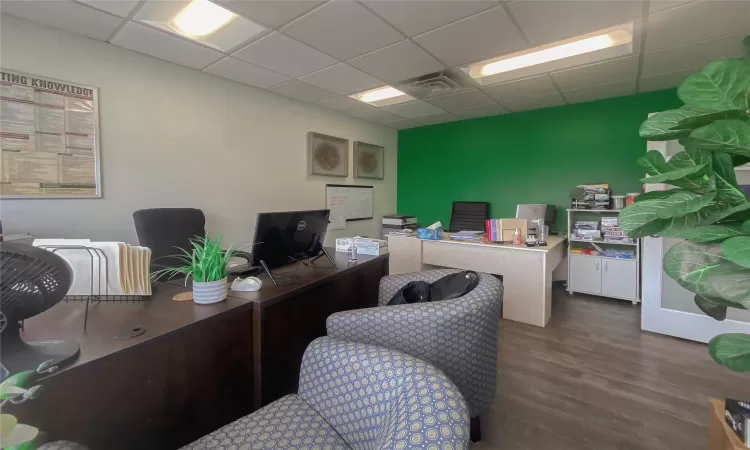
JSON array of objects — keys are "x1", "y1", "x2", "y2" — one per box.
[
  {"x1": 619, "y1": 199, "x2": 724, "y2": 238},
  {"x1": 673, "y1": 109, "x2": 749, "y2": 130},
  {"x1": 639, "y1": 109, "x2": 706, "y2": 140},
  {"x1": 721, "y1": 236, "x2": 750, "y2": 268},
  {"x1": 640, "y1": 165, "x2": 708, "y2": 184},
  {"x1": 713, "y1": 151, "x2": 738, "y2": 187},
  {"x1": 686, "y1": 119, "x2": 750, "y2": 156},
  {"x1": 670, "y1": 224, "x2": 747, "y2": 242},
  {"x1": 709, "y1": 333, "x2": 750, "y2": 372},
  {"x1": 633, "y1": 190, "x2": 679, "y2": 203},
  {"x1": 655, "y1": 190, "x2": 717, "y2": 219},
  {"x1": 637, "y1": 150, "x2": 670, "y2": 176},
  {"x1": 699, "y1": 201, "x2": 750, "y2": 225},
  {"x1": 678, "y1": 59, "x2": 750, "y2": 111},
  {"x1": 694, "y1": 295, "x2": 727, "y2": 320},
  {"x1": 663, "y1": 240, "x2": 750, "y2": 307}
]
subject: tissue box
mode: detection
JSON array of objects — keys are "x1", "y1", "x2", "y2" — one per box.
[
  {"x1": 416, "y1": 228, "x2": 443, "y2": 240},
  {"x1": 335, "y1": 237, "x2": 388, "y2": 256}
]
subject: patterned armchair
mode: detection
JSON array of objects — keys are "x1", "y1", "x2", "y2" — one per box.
[
  {"x1": 326, "y1": 269, "x2": 503, "y2": 441},
  {"x1": 182, "y1": 336, "x2": 470, "y2": 450}
]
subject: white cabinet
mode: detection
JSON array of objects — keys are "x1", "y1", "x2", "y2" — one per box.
[
  {"x1": 568, "y1": 254, "x2": 638, "y2": 301},
  {"x1": 601, "y1": 258, "x2": 637, "y2": 300},
  {"x1": 569, "y1": 254, "x2": 601, "y2": 294}
]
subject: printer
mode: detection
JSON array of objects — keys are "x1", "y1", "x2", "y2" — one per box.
[{"x1": 515, "y1": 204, "x2": 556, "y2": 240}]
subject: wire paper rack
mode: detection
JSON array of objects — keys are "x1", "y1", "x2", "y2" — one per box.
[{"x1": 37, "y1": 245, "x2": 151, "y2": 331}]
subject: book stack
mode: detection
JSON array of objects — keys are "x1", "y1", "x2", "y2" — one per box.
[
  {"x1": 34, "y1": 239, "x2": 152, "y2": 296},
  {"x1": 571, "y1": 221, "x2": 601, "y2": 241},
  {"x1": 450, "y1": 230, "x2": 485, "y2": 241}
]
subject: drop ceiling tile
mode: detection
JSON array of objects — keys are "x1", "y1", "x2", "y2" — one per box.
[
  {"x1": 382, "y1": 100, "x2": 445, "y2": 119},
  {"x1": 413, "y1": 7, "x2": 528, "y2": 66},
  {"x1": 562, "y1": 79, "x2": 635, "y2": 104},
  {"x1": 217, "y1": 0, "x2": 324, "y2": 28},
  {"x1": 551, "y1": 55, "x2": 639, "y2": 92},
  {"x1": 1, "y1": 0, "x2": 123, "y2": 41},
  {"x1": 111, "y1": 22, "x2": 224, "y2": 70},
  {"x1": 507, "y1": 0, "x2": 644, "y2": 46},
  {"x1": 281, "y1": 1, "x2": 402, "y2": 60},
  {"x1": 316, "y1": 96, "x2": 378, "y2": 114},
  {"x1": 418, "y1": 113, "x2": 461, "y2": 126},
  {"x1": 268, "y1": 80, "x2": 339, "y2": 103},
  {"x1": 233, "y1": 32, "x2": 338, "y2": 78},
  {"x1": 348, "y1": 108, "x2": 402, "y2": 124},
  {"x1": 454, "y1": 103, "x2": 510, "y2": 119},
  {"x1": 502, "y1": 92, "x2": 565, "y2": 112},
  {"x1": 204, "y1": 57, "x2": 290, "y2": 88},
  {"x1": 641, "y1": 30, "x2": 747, "y2": 77},
  {"x1": 385, "y1": 118, "x2": 424, "y2": 129},
  {"x1": 483, "y1": 75, "x2": 557, "y2": 103},
  {"x1": 649, "y1": 0, "x2": 697, "y2": 14},
  {"x1": 638, "y1": 68, "x2": 692, "y2": 93},
  {"x1": 646, "y1": 0, "x2": 750, "y2": 52},
  {"x1": 348, "y1": 41, "x2": 445, "y2": 84},
  {"x1": 298, "y1": 63, "x2": 383, "y2": 96},
  {"x1": 363, "y1": 1, "x2": 497, "y2": 37},
  {"x1": 77, "y1": 0, "x2": 140, "y2": 17},
  {"x1": 135, "y1": 1, "x2": 267, "y2": 52},
  {"x1": 427, "y1": 90, "x2": 496, "y2": 112}
]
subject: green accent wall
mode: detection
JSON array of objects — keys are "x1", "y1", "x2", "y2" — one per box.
[{"x1": 397, "y1": 89, "x2": 683, "y2": 231}]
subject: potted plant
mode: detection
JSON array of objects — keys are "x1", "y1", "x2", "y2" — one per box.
[
  {"x1": 620, "y1": 36, "x2": 750, "y2": 371},
  {"x1": 155, "y1": 235, "x2": 234, "y2": 304}
]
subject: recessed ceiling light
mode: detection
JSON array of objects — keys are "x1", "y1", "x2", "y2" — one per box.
[
  {"x1": 350, "y1": 86, "x2": 415, "y2": 108},
  {"x1": 171, "y1": 0, "x2": 237, "y2": 38},
  {"x1": 467, "y1": 26, "x2": 633, "y2": 79}
]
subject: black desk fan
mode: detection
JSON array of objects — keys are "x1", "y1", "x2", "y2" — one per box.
[{"x1": 0, "y1": 242, "x2": 80, "y2": 377}]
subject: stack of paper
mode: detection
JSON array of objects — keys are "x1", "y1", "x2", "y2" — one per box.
[{"x1": 33, "y1": 239, "x2": 152, "y2": 296}]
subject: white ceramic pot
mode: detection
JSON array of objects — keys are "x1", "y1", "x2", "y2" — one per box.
[{"x1": 192, "y1": 278, "x2": 228, "y2": 304}]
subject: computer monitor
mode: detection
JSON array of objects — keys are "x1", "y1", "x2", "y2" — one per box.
[{"x1": 251, "y1": 210, "x2": 332, "y2": 282}]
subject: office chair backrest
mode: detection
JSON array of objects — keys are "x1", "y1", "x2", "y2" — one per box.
[
  {"x1": 133, "y1": 208, "x2": 206, "y2": 268},
  {"x1": 449, "y1": 201, "x2": 489, "y2": 232}
]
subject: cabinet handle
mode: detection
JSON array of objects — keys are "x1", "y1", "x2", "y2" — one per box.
[
  {"x1": 596, "y1": 260, "x2": 600, "y2": 270},
  {"x1": 604, "y1": 261, "x2": 608, "y2": 272}
]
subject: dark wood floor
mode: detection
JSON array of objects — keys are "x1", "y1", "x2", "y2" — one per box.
[{"x1": 477, "y1": 287, "x2": 750, "y2": 449}]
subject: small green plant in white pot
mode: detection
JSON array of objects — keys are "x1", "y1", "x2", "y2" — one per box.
[{"x1": 156, "y1": 235, "x2": 233, "y2": 304}]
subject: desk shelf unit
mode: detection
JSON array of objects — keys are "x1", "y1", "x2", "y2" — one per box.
[{"x1": 566, "y1": 209, "x2": 640, "y2": 304}]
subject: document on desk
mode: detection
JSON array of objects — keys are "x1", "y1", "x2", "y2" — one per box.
[{"x1": 33, "y1": 239, "x2": 152, "y2": 296}]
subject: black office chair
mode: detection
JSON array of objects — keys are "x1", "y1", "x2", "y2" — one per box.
[
  {"x1": 449, "y1": 201, "x2": 489, "y2": 232},
  {"x1": 132, "y1": 208, "x2": 254, "y2": 278}
]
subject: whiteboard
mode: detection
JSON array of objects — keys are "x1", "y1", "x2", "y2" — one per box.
[{"x1": 325, "y1": 184, "x2": 373, "y2": 221}]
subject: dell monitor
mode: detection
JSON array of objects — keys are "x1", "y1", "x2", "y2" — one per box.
[{"x1": 251, "y1": 209, "x2": 334, "y2": 284}]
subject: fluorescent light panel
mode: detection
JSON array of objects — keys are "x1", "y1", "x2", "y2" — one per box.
[
  {"x1": 468, "y1": 26, "x2": 633, "y2": 79},
  {"x1": 350, "y1": 86, "x2": 414, "y2": 107},
  {"x1": 171, "y1": 0, "x2": 237, "y2": 38}
]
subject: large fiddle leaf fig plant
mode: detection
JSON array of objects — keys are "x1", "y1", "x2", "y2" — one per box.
[{"x1": 620, "y1": 35, "x2": 750, "y2": 372}]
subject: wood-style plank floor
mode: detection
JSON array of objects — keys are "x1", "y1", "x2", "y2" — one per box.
[{"x1": 477, "y1": 287, "x2": 750, "y2": 450}]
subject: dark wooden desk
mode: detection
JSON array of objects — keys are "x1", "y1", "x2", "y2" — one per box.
[{"x1": 11, "y1": 251, "x2": 387, "y2": 450}]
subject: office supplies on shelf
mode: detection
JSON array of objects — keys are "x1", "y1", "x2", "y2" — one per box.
[
  {"x1": 251, "y1": 210, "x2": 335, "y2": 285},
  {"x1": 485, "y1": 218, "x2": 528, "y2": 242},
  {"x1": 569, "y1": 184, "x2": 612, "y2": 209},
  {"x1": 0, "y1": 243, "x2": 80, "y2": 376}
]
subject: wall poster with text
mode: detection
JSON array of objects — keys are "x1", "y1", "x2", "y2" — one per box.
[{"x1": 0, "y1": 70, "x2": 101, "y2": 198}]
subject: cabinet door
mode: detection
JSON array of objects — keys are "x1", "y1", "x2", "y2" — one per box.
[
  {"x1": 569, "y1": 255, "x2": 601, "y2": 294},
  {"x1": 601, "y1": 258, "x2": 637, "y2": 300}
]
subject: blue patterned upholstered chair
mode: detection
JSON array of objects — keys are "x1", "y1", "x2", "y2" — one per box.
[
  {"x1": 326, "y1": 269, "x2": 503, "y2": 442},
  {"x1": 182, "y1": 336, "x2": 470, "y2": 450}
]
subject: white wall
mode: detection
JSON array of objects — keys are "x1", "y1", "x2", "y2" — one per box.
[{"x1": 0, "y1": 14, "x2": 398, "y2": 247}]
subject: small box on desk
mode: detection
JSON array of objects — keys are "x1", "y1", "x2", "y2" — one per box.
[
  {"x1": 335, "y1": 237, "x2": 388, "y2": 256},
  {"x1": 416, "y1": 228, "x2": 444, "y2": 240}
]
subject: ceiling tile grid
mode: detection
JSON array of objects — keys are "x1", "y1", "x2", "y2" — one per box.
[{"x1": 3, "y1": 0, "x2": 748, "y2": 130}]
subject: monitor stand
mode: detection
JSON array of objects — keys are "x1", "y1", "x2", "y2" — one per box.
[{"x1": 260, "y1": 249, "x2": 336, "y2": 286}]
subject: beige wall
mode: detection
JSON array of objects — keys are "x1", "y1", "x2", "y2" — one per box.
[{"x1": 0, "y1": 14, "x2": 397, "y2": 247}]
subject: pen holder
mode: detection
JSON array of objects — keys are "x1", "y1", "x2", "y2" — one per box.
[{"x1": 416, "y1": 228, "x2": 444, "y2": 240}]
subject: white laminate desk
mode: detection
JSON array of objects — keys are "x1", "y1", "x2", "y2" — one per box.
[{"x1": 387, "y1": 235, "x2": 566, "y2": 327}]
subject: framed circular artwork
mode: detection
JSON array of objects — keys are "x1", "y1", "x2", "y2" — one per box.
[
  {"x1": 307, "y1": 132, "x2": 349, "y2": 177},
  {"x1": 353, "y1": 141, "x2": 384, "y2": 180}
]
